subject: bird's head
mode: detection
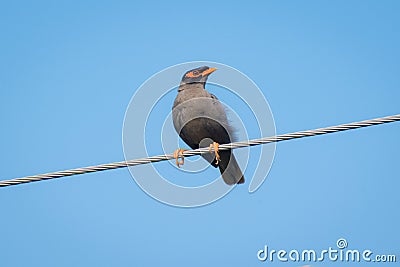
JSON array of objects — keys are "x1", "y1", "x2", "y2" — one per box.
[{"x1": 180, "y1": 66, "x2": 217, "y2": 85}]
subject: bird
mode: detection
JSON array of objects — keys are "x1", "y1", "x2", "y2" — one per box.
[{"x1": 172, "y1": 66, "x2": 245, "y2": 185}]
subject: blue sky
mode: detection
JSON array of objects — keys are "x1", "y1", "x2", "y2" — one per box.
[{"x1": 0, "y1": 1, "x2": 399, "y2": 266}]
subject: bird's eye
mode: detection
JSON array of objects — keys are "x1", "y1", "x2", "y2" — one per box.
[{"x1": 192, "y1": 70, "x2": 199, "y2": 75}]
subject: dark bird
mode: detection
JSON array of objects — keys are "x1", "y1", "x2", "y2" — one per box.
[{"x1": 172, "y1": 66, "x2": 245, "y2": 185}]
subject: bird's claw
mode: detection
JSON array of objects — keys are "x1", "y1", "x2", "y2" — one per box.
[
  {"x1": 173, "y1": 149, "x2": 187, "y2": 168},
  {"x1": 209, "y1": 142, "x2": 220, "y2": 165}
]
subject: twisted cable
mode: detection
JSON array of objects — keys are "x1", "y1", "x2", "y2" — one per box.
[{"x1": 1, "y1": 114, "x2": 399, "y2": 187}]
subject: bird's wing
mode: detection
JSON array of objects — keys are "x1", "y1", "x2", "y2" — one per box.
[
  {"x1": 207, "y1": 92, "x2": 236, "y2": 141},
  {"x1": 209, "y1": 93, "x2": 218, "y2": 100}
]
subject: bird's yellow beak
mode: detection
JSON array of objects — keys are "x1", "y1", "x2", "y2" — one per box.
[{"x1": 201, "y1": 67, "x2": 217, "y2": 76}]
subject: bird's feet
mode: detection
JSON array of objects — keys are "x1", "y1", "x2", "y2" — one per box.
[
  {"x1": 209, "y1": 142, "x2": 220, "y2": 165},
  {"x1": 173, "y1": 148, "x2": 187, "y2": 168}
]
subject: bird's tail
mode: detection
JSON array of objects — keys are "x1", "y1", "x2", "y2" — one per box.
[{"x1": 218, "y1": 150, "x2": 245, "y2": 185}]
